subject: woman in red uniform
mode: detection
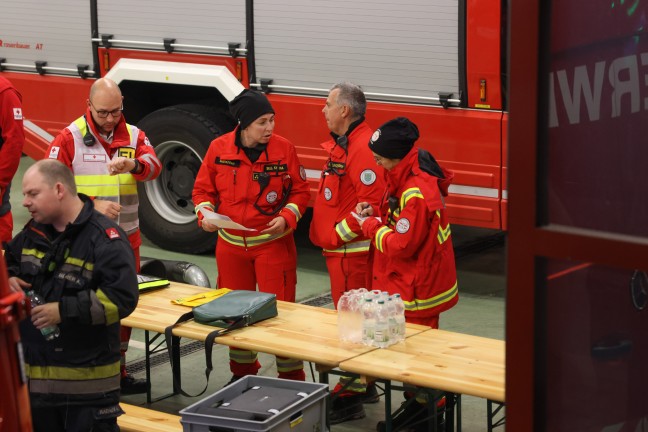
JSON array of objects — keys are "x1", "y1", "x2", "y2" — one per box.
[
  {"x1": 192, "y1": 89, "x2": 310, "y2": 382},
  {"x1": 356, "y1": 117, "x2": 459, "y2": 431},
  {"x1": 357, "y1": 117, "x2": 458, "y2": 326}
]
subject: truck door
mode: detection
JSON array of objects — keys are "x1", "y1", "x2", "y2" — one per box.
[{"x1": 508, "y1": 0, "x2": 648, "y2": 430}]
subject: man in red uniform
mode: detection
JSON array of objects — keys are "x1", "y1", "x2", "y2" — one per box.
[
  {"x1": 357, "y1": 117, "x2": 459, "y2": 431},
  {"x1": 310, "y1": 82, "x2": 385, "y2": 423},
  {"x1": 192, "y1": 89, "x2": 310, "y2": 383},
  {"x1": 0, "y1": 76, "x2": 25, "y2": 245},
  {"x1": 45, "y1": 78, "x2": 161, "y2": 394}
]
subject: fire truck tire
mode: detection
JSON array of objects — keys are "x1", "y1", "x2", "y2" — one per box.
[{"x1": 137, "y1": 104, "x2": 235, "y2": 254}]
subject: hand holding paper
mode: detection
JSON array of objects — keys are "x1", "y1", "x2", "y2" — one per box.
[{"x1": 199, "y1": 208, "x2": 256, "y2": 231}]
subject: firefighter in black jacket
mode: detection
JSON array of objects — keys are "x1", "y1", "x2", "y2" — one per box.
[{"x1": 4, "y1": 159, "x2": 139, "y2": 432}]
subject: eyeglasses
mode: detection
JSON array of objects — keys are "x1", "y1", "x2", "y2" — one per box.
[{"x1": 90, "y1": 101, "x2": 123, "y2": 118}]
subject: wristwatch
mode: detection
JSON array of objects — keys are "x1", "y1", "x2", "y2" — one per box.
[{"x1": 130, "y1": 158, "x2": 141, "y2": 174}]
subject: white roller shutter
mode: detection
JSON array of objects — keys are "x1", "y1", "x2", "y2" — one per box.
[
  {"x1": 253, "y1": 0, "x2": 460, "y2": 103},
  {"x1": 97, "y1": 0, "x2": 246, "y2": 54},
  {"x1": 0, "y1": 0, "x2": 93, "y2": 74}
]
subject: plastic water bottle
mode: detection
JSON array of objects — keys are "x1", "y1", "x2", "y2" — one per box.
[
  {"x1": 27, "y1": 290, "x2": 60, "y2": 341},
  {"x1": 373, "y1": 299, "x2": 390, "y2": 348},
  {"x1": 393, "y1": 293, "x2": 406, "y2": 342},
  {"x1": 348, "y1": 290, "x2": 364, "y2": 343},
  {"x1": 386, "y1": 296, "x2": 398, "y2": 345},
  {"x1": 361, "y1": 298, "x2": 376, "y2": 346},
  {"x1": 337, "y1": 292, "x2": 351, "y2": 341}
]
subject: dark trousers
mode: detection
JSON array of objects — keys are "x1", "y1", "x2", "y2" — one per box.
[{"x1": 31, "y1": 403, "x2": 122, "y2": 432}]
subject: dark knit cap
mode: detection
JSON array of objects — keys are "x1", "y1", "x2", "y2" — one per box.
[
  {"x1": 368, "y1": 117, "x2": 420, "y2": 159},
  {"x1": 229, "y1": 89, "x2": 275, "y2": 130}
]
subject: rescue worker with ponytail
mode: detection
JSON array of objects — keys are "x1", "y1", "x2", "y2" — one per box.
[
  {"x1": 45, "y1": 78, "x2": 161, "y2": 394},
  {"x1": 356, "y1": 117, "x2": 459, "y2": 431},
  {"x1": 192, "y1": 89, "x2": 310, "y2": 383}
]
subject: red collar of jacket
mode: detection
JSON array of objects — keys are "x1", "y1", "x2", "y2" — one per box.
[
  {"x1": 320, "y1": 120, "x2": 372, "y2": 155},
  {"x1": 386, "y1": 147, "x2": 447, "y2": 212}
]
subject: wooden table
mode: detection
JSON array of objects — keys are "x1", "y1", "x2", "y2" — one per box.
[
  {"x1": 339, "y1": 328, "x2": 505, "y2": 431},
  {"x1": 122, "y1": 282, "x2": 429, "y2": 402},
  {"x1": 124, "y1": 282, "x2": 428, "y2": 368},
  {"x1": 340, "y1": 329, "x2": 505, "y2": 402}
]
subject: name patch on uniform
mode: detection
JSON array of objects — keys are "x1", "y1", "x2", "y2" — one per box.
[
  {"x1": 327, "y1": 161, "x2": 345, "y2": 171},
  {"x1": 105, "y1": 227, "x2": 121, "y2": 240},
  {"x1": 13, "y1": 107, "x2": 23, "y2": 120},
  {"x1": 48, "y1": 146, "x2": 60, "y2": 159},
  {"x1": 216, "y1": 157, "x2": 240, "y2": 167},
  {"x1": 83, "y1": 154, "x2": 106, "y2": 162},
  {"x1": 117, "y1": 147, "x2": 135, "y2": 158},
  {"x1": 264, "y1": 164, "x2": 288, "y2": 174}
]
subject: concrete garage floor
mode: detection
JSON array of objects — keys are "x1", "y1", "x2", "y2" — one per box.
[{"x1": 9, "y1": 156, "x2": 506, "y2": 431}]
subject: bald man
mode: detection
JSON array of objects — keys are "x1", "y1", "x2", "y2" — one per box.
[{"x1": 45, "y1": 78, "x2": 161, "y2": 394}]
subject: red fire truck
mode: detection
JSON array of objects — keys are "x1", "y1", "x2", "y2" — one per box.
[{"x1": 0, "y1": 0, "x2": 507, "y2": 253}]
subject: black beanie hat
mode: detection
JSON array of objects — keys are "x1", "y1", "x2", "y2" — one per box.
[
  {"x1": 368, "y1": 117, "x2": 420, "y2": 159},
  {"x1": 229, "y1": 89, "x2": 275, "y2": 130}
]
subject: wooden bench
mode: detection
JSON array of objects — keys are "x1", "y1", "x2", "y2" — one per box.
[{"x1": 118, "y1": 403, "x2": 182, "y2": 432}]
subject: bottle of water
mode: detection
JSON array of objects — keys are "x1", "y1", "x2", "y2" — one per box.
[
  {"x1": 393, "y1": 293, "x2": 406, "y2": 342},
  {"x1": 373, "y1": 299, "x2": 390, "y2": 348},
  {"x1": 361, "y1": 298, "x2": 376, "y2": 346},
  {"x1": 337, "y1": 292, "x2": 351, "y2": 341},
  {"x1": 27, "y1": 290, "x2": 60, "y2": 341},
  {"x1": 348, "y1": 290, "x2": 364, "y2": 343},
  {"x1": 386, "y1": 296, "x2": 398, "y2": 345}
]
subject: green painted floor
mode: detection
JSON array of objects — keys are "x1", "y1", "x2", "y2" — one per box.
[{"x1": 9, "y1": 156, "x2": 506, "y2": 431}]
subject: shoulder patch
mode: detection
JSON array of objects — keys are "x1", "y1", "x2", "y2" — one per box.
[
  {"x1": 360, "y1": 169, "x2": 377, "y2": 186},
  {"x1": 299, "y1": 165, "x2": 307, "y2": 181},
  {"x1": 48, "y1": 146, "x2": 60, "y2": 159},
  {"x1": 395, "y1": 218, "x2": 411, "y2": 234},
  {"x1": 13, "y1": 107, "x2": 23, "y2": 120},
  {"x1": 105, "y1": 227, "x2": 121, "y2": 240}
]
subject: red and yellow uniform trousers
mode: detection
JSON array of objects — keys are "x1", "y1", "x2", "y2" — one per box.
[{"x1": 215, "y1": 229, "x2": 304, "y2": 380}]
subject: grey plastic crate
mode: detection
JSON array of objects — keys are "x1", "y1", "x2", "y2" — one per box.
[{"x1": 179, "y1": 376, "x2": 329, "y2": 432}]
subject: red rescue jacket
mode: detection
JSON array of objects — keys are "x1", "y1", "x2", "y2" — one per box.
[
  {"x1": 309, "y1": 120, "x2": 384, "y2": 254},
  {"x1": 192, "y1": 128, "x2": 309, "y2": 248},
  {"x1": 362, "y1": 147, "x2": 458, "y2": 318}
]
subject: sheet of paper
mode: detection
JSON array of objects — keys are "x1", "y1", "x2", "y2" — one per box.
[
  {"x1": 200, "y1": 209, "x2": 256, "y2": 231},
  {"x1": 351, "y1": 212, "x2": 382, "y2": 223},
  {"x1": 351, "y1": 211, "x2": 368, "y2": 222}
]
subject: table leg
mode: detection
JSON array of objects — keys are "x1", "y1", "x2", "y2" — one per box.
[
  {"x1": 144, "y1": 330, "x2": 152, "y2": 404},
  {"x1": 384, "y1": 380, "x2": 392, "y2": 432},
  {"x1": 171, "y1": 335, "x2": 181, "y2": 394}
]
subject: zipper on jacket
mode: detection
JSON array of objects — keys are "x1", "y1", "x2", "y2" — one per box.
[{"x1": 233, "y1": 169, "x2": 237, "y2": 185}]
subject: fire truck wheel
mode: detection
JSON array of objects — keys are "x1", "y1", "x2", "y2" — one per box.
[{"x1": 137, "y1": 104, "x2": 235, "y2": 254}]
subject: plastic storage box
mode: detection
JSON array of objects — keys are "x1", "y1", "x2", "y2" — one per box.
[{"x1": 179, "y1": 376, "x2": 329, "y2": 431}]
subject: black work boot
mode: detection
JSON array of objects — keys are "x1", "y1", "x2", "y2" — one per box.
[
  {"x1": 362, "y1": 382, "x2": 381, "y2": 404},
  {"x1": 376, "y1": 399, "x2": 445, "y2": 432},
  {"x1": 120, "y1": 374, "x2": 148, "y2": 395},
  {"x1": 329, "y1": 394, "x2": 366, "y2": 424}
]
